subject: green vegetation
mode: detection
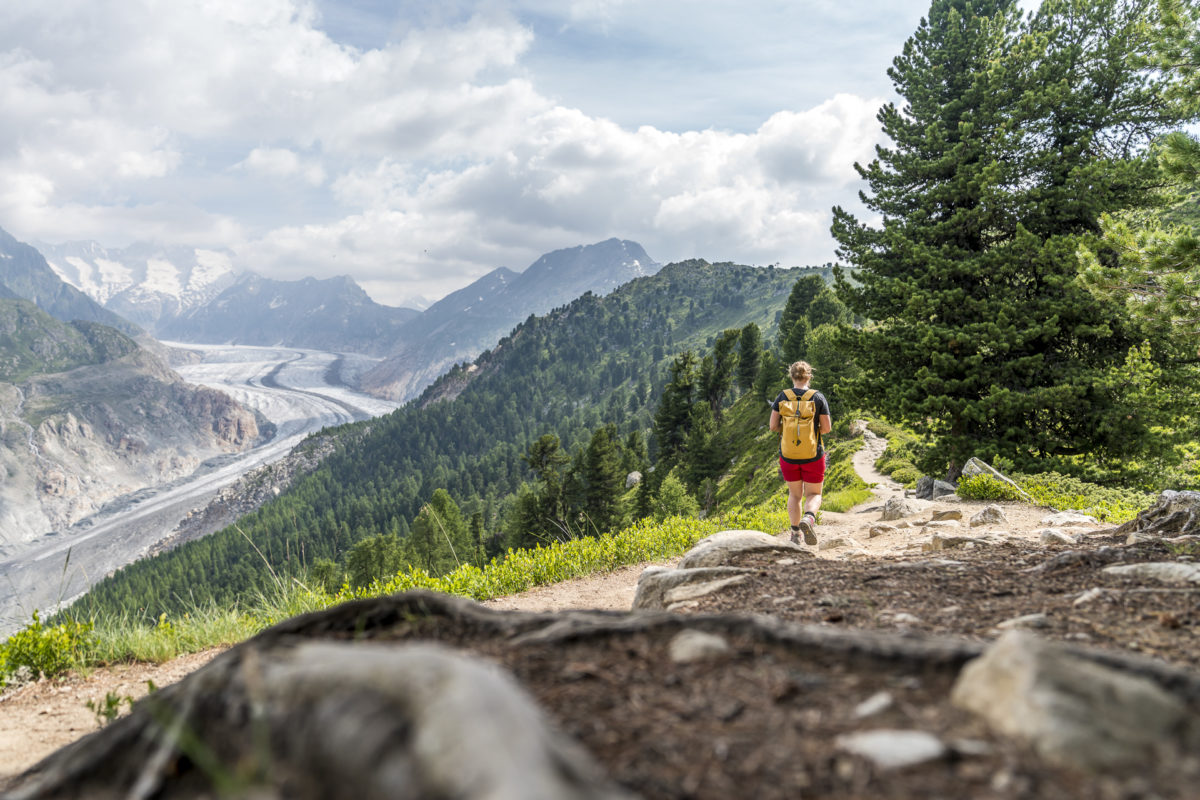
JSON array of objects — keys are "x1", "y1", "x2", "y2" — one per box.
[
  {"x1": 955, "y1": 475, "x2": 1026, "y2": 503},
  {"x1": 75, "y1": 261, "x2": 815, "y2": 620},
  {"x1": 832, "y1": 0, "x2": 1197, "y2": 480},
  {"x1": 0, "y1": 299, "x2": 138, "y2": 383}
]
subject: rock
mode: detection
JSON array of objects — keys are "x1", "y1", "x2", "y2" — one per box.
[
  {"x1": 868, "y1": 524, "x2": 896, "y2": 538},
  {"x1": 931, "y1": 510, "x2": 963, "y2": 521},
  {"x1": 951, "y1": 631, "x2": 1198, "y2": 773},
  {"x1": 881, "y1": 497, "x2": 929, "y2": 521},
  {"x1": 849, "y1": 419, "x2": 870, "y2": 437},
  {"x1": 1102, "y1": 562, "x2": 1200, "y2": 585},
  {"x1": 890, "y1": 612, "x2": 922, "y2": 626},
  {"x1": 1072, "y1": 588, "x2": 1110, "y2": 607},
  {"x1": 925, "y1": 520, "x2": 960, "y2": 530},
  {"x1": 1105, "y1": 490, "x2": 1200, "y2": 539},
  {"x1": 1039, "y1": 528, "x2": 1078, "y2": 546},
  {"x1": 664, "y1": 576, "x2": 750, "y2": 608},
  {"x1": 916, "y1": 477, "x2": 958, "y2": 501},
  {"x1": 818, "y1": 537, "x2": 849, "y2": 551},
  {"x1": 853, "y1": 691, "x2": 895, "y2": 719},
  {"x1": 632, "y1": 566, "x2": 756, "y2": 610},
  {"x1": 835, "y1": 729, "x2": 947, "y2": 771},
  {"x1": 914, "y1": 476, "x2": 936, "y2": 500},
  {"x1": 678, "y1": 529, "x2": 810, "y2": 569},
  {"x1": 12, "y1": 637, "x2": 634, "y2": 800},
  {"x1": 995, "y1": 613, "x2": 1050, "y2": 630},
  {"x1": 931, "y1": 480, "x2": 958, "y2": 499},
  {"x1": 969, "y1": 505, "x2": 1007, "y2": 527},
  {"x1": 925, "y1": 534, "x2": 989, "y2": 551},
  {"x1": 624, "y1": 471, "x2": 642, "y2": 489},
  {"x1": 668, "y1": 631, "x2": 730, "y2": 664},
  {"x1": 960, "y1": 458, "x2": 1036, "y2": 503},
  {"x1": 1040, "y1": 511, "x2": 1098, "y2": 527}
]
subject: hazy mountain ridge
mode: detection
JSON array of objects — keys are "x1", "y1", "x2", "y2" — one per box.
[
  {"x1": 362, "y1": 238, "x2": 661, "y2": 401},
  {"x1": 157, "y1": 272, "x2": 420, "y2": 355}
]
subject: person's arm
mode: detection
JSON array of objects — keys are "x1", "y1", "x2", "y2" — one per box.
[
  {"x1": 769, "y1": 409, "x2": 781, "y2": 432},
  {"x1": 819, "y1": 414, "x2": 832, "y2": 435}
]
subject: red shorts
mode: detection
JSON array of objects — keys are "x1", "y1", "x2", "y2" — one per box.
[{"x1": 779, "y1": 455, "x2": 826, "y2": 484}]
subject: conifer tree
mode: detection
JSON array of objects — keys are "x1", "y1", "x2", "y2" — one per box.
[
  {"x1": 580, "y1": 424, "x2": 625, "y2": 534},
  {"x1": 652, "y1": 350, "x2": 698, "y2": 461},
  {"x1": 406, "y1": 489, "x2": 471, "y2": 575},
  {"x1": 776, "y1": 275, "x2": 825, "y2": 354},
  {"x1": 833, "y1": 0, "x2": 1189, "y2": 478},
  {"x1": 735, "y1": 323, "x2": 762, "y2": 391}
]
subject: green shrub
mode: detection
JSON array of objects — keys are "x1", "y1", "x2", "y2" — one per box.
[
  {"x1": 1, "y1": 610, "x2": 95, "y2": 682},
  {"x1": 822, "y1": 487, "x2": 873, "y2": 513},
  {"x1": 889, "y1": 465, "x2": 923, "y2": 488},
  {"x1": 956, "y1": 474, "x2": 1024, "y2": 502},
  {"x1": 1015, "y1": 472, "x2": 1154, "y2": 523}
]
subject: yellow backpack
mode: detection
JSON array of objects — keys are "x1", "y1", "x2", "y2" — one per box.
[{"x1": 779, "y1": 388, "x2": 820, "y2": 460}]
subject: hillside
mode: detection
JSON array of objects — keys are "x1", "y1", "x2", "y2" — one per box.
[
  {"x1": 360, "y1": 238, "x2": 661, "y2": 401},
  {"x1": 0, "y1": 299, "x2": 261, "y2": 549},
  {"x1": 76, "y1": 259, "x2": 811, "y2": 618}
]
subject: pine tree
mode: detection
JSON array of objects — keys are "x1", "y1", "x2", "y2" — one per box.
[
  {"x1": 652, "y1": 350, "x2": 698, "y2": 461},
  {"x1": 776, "y1": 275, "x2": 825, "y2": 353},
  {"x1": 580, "y1": 424, "x2": 625, "y2": 535},
  {"x1": 406, "y1": 489, "x2": 470, "y2": 576},
  {"x1": 699, "y1": 329, "x2": 740, "y2": 421},
  {"x1": 735, "y1": 323, "x2": 762, "y2": 392},
  {"x1": 832, "y1": 0, "x2": 1186, "y2": 478}
]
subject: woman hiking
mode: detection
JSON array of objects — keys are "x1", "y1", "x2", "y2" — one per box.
[{"x1": 769, "y1": 360, "x2": 832, "y2": 545}]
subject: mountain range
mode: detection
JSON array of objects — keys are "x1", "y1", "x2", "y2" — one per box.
[
  {"x1": 360, "y1": 238, "x2": 660, "y2": 400},
  {"x1": 37, "y1": 232, "x2": 661, "y2": 400}
]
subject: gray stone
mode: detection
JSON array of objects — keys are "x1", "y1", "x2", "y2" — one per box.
[
  {"x1": 961, "y1": 458, "x2": 1036, "y2": 503},
  {"x1": 925, "y1": 534, "x2": 988, "y2": 551},
  {"x1": 995, "y1": 612, "x2": 1050, "y2": 630},
  {"x1": 668, "y1": 630, "x2": 730, "y2": 664},
  {"x1": 931, "y1": 509, "x2": 963, "y2": 521},
  {"x1": 1039, "y1": 528, "x2": 1078, "y2": 546},
  {"x1": 951, "y1": 631, "x2": 1197, "y2": 773},
  {"x1": 663, "y1": 575, "x2": 750, "y2": 607},
  {"x1": 1072, "y1": 588, "x2": 1110, "y2": 607},
  {"x1": 835, "y1": 729, "x2": 947, "y2": 771},
  {"x1": 624, "y1": 471, "x2": 642, "y2": 489},
  {"x1": 1040, "y1": 511, "x2": 1098, "y2": 527},
  {"x1": 677, "y1": 529, "x2": 809, "y2": 569},
  {"x1": 925, "y1": 520, "x2": 960, "y2": 530},
  {"x1": 1102, "y1": 562, "x2": 1200, "y2": 585},
  {"x1": 881, "y1": 497, "x2": 929, "y2": 521},
  {"x1": 868, "y1": 524, "x2": 896, "y2": 539},
  {"x1": 969, "y1": 505, "x2": 1007, "y2": 527},
  {"x1": 914, "y1": 475, "x2": 936, "y2": 500},
  {"x1": 890, "y1": 612, "x2": 922, "y2": 626},
  {"x1": 632, "y1": 566, "x2": 756, "y2": 610},
  {"x1": 818, "y1": 536, "x2": 850, "y2": 551},
  {"x1": 931, "y1": 480, "x2": 958, "y2": 499},
  {"x1": 853, "y1": 691, "x2": 895, "y2": 719}
]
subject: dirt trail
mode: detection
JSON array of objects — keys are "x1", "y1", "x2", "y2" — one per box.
[{"x1": 0, "y1": 430, "x2": 1093, "y2": 780}]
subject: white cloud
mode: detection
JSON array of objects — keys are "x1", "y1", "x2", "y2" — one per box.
[
  {"x1": 0, "y1": 0, "x2": 902, "y2": 307},
  {"x1": 238, "y1": 147, "x2": 326, "y2": 186}
]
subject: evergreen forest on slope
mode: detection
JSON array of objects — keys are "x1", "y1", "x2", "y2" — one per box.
[{"x1": 80, "y1": 261, "x2": 836, "y2": 618}]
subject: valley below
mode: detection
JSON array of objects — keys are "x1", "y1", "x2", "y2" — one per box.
[{"x1": 0, "y1": 344, "x2": 400, "y2": 634}]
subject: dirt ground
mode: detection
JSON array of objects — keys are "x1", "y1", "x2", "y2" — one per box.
[{"x1": 3, "y1": 434, "x2": 1197, "y2": 798}]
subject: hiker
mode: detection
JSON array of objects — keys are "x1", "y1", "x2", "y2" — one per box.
[{"x1": 769, "y1": 360, "x2": 832, "y2": 545}]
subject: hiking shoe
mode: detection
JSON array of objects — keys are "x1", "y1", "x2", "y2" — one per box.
[
  {"x1": 788, "y1": 526, "x2": 800, "y2": 545},
  {"x1": 799, "y1": 518, "x2": 817, "y2": 546}
]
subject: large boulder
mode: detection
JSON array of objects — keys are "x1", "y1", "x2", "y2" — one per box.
[
  {"x1": 678, "y1": 529, "x2": 810, "y2": 569},
  {"x1": 951, "y1": 631, "x2": 1200, "y2": 773}
]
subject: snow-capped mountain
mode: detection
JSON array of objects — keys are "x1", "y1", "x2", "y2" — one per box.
[{"x1": 37, "y1": 240, "x2": 238, "y2": 332}]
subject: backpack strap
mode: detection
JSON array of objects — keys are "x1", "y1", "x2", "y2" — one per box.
[
  {"x1": 782, "y1": 389, "x2": 797, "y2": 402},
  {"x1": 801, "y1": 389, "x2": 817, "y2": 402}
]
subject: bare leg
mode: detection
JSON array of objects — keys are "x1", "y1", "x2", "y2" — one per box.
[
  {"x1": 785, "y1": 480, "x2": 805, "y2": 527},
  {"x1": 802, "y1": 481, "x2": 824, "y2": 517}
]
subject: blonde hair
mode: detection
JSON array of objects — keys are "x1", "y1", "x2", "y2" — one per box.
[{"x1": 789, "y1": 360, "x2": 813, "y2": 384}]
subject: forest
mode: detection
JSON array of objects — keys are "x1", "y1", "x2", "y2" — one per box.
[{"x1": 73, "y1": 0, "x2": 1200, "y2": 622}]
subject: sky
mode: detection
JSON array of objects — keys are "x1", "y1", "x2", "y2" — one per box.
[{"x1": 0, "y1": 0, "x2": 937, "y2": 309}]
